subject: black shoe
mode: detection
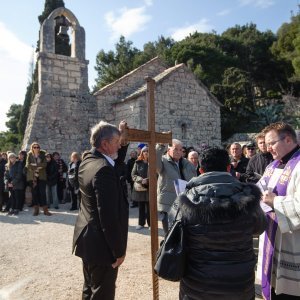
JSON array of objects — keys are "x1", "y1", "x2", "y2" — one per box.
[
  {"x1": 54, "y1": 206, "x2": 59, "y2": 209},
  {"x1": 28, "y1": 203, "x2": 34, "y2": 207},
  {"x1": 70, "y1": 207, "x2": 77, "y2": 211}
]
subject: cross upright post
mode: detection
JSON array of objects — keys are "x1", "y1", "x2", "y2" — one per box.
[{"x1": 124, "y1": 77, "x2": 172, "y2": 300}]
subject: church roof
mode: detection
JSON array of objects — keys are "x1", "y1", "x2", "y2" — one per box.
[
  {"x1": 93, "y1": 56, "x2": 166, "y2": 95},
  {"x1": 117, "y1": 63, "x2": 222, "y2": 107}
]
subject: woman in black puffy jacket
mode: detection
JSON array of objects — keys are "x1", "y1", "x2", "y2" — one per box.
[
  {"x1": 4, "y1": 153, "x2": 24, "y2": 215},
  {"x1": 175, "y1": 147, "x2": 267, "y2": 300}
]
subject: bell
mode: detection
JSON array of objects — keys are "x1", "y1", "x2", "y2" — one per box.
[{"x1": 57, "y1": 25, "x2": 68, "y2": 38}]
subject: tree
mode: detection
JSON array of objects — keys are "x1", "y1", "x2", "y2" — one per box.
[
  {"x1": 38, "y1": 0, "x2": 65, "y2": 24},
  {"x1": 5, "y1": 104, "x2": 23, "y2": 134},
  {"x1": 0, "y1": 104, "x2": 23, "y2": 151},
  {"x1": 133, "y1": 36, "x2": 175, "y2": 67},
  {"x1": 94, "y1": 36, "x2": 140, "y2": 89},
  {"x1": 169, "y1": 32, "x2": 237, "y2": 87},
  {"x1": 272, "y1": 14, "x2": 300, "y2": 89}
]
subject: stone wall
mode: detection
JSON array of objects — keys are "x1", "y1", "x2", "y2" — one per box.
[
  {"x1": 94, "y1": 57, "x2": 167, "y2": 122},
  {"x1": 22, "y1": 92, "x2": 97, "y2": 160},
  {"x1": 114, "y1": 66, "x2": 221, "y2": 150},
  {"x1": 224, "y1": 133, "x2": 258, "y2": 147},
  {"x1": 38, "y1": 52, "x2": 89, "y2": 95}
]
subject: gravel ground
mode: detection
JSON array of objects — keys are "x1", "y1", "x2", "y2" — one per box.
[
  {"x1": 0, "y1": 204, "x2": 178, "y2": 300},
  {"x1": 0, "y1": 203, "x2": 262, "y2": 300}
]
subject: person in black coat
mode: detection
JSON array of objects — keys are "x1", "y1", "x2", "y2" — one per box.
[
  {"x1": 244, "y1": 133, "x2": 273, "y2": 183},
  {"x1": 72, "y1": 120, "x2": 129, "y2": 300},
  {"x1": 67, "y1": 152, "x2": 81, "y2": 210},
  {"x1": 4, "y1": 153, "x2": 25, "y2": 215},
  {"x1": 0, "y1": 154, "x2": 6, "y2": 212},
  {"x1": 229, "y1": 142, "x2": 249, "y2": 181},
  {"x1": 18, "y1": 150, "x2": 27, "y2": 211},
  {"x1": 45, "y1": 153, "x2": 59, "y2": 209},
  {"x1": 171, "y1": 147, "x2": 267, "y2": 300}
]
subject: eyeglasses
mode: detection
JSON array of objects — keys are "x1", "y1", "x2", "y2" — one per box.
[
  {"x1": 266, "y1": 136, "x2": 285, "y2": 148},
  {"x1": 247, "y1": 148, "x2": 255, "y2": 151},
  {"x1": 33, "y1": 146, "x2": 40, "y2": 149}
]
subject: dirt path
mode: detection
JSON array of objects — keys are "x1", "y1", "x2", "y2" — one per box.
[
  {"x1": 0, "y1": 204, "x2": 178, "y2": 300},
  {"x1": 0, "y1": 204, "x2": 261, "y2": 300}
]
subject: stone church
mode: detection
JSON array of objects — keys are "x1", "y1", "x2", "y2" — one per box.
[{"x1": 22, "y1": 7, "x2": 222, "y2": 159}]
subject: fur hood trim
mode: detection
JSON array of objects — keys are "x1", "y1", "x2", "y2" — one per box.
[{"x1": 179, "y1": 172, "x2": 262, "y2": 224}]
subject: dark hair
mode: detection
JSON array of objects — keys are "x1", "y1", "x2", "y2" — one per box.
[
  {"x1": 199, "y1": 147, "x2": 230, "y2": 172},
  {"x1": 46, "y1": 153, "x2": 53, "y2": 159},
  {"x1": 18, "y1": 150, "x2": 27, "y2": 160}
]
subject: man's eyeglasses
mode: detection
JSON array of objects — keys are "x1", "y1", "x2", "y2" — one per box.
[
  {"x1": 266, "y1": 136, "x2": 285, "y2": 148},
  {"x1": 247, "y1": 147, "x2": 255, "y2": 151}
]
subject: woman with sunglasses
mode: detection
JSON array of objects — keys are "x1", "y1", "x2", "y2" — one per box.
[{"x1": 26, "y1": 142, "x2": 51, "y2": 216}]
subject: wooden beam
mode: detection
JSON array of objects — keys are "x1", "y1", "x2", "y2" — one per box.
[{"x1": 125, "y1": 128, "x2": 172, "y2": 144}]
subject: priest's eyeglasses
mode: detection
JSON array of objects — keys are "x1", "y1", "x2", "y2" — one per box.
[{"x1": 266, "y1": 136, "x2": 285, "y2": 148}]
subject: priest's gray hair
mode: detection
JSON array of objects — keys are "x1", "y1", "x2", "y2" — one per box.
[{"x1": 90, "y1": 120, "x2": 120, "y2": 148}]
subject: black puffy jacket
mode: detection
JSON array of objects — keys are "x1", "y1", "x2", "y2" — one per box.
[{"x1": 177, "y1": 172, "x2": 267, "y2": 300}]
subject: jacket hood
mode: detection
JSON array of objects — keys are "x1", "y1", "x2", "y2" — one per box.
[{"x1": 179, "y1": 171, "x2": 262, "y2": 224}]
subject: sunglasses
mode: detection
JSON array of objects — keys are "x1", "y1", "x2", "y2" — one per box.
[
  {"x1": 247, "y1": 147, "x2": 255, "y2": 150},
  {"x1": 33, "y1": 146, "x2": 40, "y2": 149}
]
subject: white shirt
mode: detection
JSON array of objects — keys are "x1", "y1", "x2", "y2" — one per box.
[{"x1": 102, "y1": 153, "x2": 115, "y2": 167}]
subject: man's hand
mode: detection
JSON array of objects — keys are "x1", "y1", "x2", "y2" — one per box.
[
  {"x1": 118, "y1": 120, "x2": 127, "y2": 133},
  {"x1": 112, "y1": 255, "x2": 125, "y2": 269},
  {"x1": 262, "y1": 190, "x2": 276, "y2": 208},
  {"x1": 118, "y1": 120, "x2": 129, "y2": 146}
]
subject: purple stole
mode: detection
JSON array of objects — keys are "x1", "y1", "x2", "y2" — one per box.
[{"x1": 260, "y1": 149, "x2": 300, "y2": 300}]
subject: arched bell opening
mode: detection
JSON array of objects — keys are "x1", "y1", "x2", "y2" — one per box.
[{"x1": 54, "y1": 15, "x2": 71, "y2": 56}]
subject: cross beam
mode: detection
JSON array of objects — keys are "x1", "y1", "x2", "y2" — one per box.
[{"x1": 124, "y1": 77, "x2": 172, "y2": 300}]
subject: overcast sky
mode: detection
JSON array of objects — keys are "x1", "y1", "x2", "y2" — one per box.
[{"x1": 0, "y1": 0, "x2": 297, "y2": 131}]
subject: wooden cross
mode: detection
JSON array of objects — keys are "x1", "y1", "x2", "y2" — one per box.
[{"x1": 124, "y1": 77, "x2": 172, "y2": 300}]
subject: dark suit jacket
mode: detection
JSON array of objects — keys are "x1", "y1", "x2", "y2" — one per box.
[{"x1": 72, "y1": 148, "x2": 129, "y2": 265}]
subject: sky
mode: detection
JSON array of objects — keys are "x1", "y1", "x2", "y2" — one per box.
[{"x1": 0, "y1": 0, "x2": 298, "y2": 131}]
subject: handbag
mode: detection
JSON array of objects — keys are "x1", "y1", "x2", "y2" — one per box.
[
  {"x1": 133, "y1": 181, "x2": 147, "y2": 192},
  {"x1": 154, "y1": 208, "x2": 185, "y2": 281}
]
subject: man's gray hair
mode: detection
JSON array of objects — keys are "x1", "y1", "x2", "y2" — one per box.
[
  {"x1": 168, "y1": 139, "x2": 183, "y2": 148},
  {"x1": 188, "y1": 150, "x2": 198, "y2": 158},
  {"x1": 90, "y1": 121, "x2": 120, "y2": 148}
]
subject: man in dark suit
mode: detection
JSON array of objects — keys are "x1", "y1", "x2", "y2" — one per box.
[{"x1": 72, "y1": 120, "x2": 129, "y2": 300}]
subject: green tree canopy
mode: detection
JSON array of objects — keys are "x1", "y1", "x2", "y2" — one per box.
[
  {"x1": 94, "y1": 36, "x2": 140, "y2": 89},
  {"x1": 5, "y1": 104, "x2": 23, "y2": 134},
  {"x1": 272, "y1": 14, "x2": 300, "y2": 86}
]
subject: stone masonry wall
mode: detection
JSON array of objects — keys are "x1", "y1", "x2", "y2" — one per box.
[
  {"x1": 113, "y1": 67, "x2": 221, "y2": 149},
  {"x1": 22, "y1": 92, "x2": 98, "y2": 160},
  {"x1": 38, "y1": 52, "x2": 89, "y2": 95},
  {"x1": 94, "y1": 58, "x2": 167, "y2": 122}
]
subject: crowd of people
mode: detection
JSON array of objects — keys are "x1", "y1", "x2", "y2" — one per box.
[
  {"x1": 70, "y1": 119, "x2": 300, "y2": 299},
  {"x1": 0, "y1": 142, "x2": 82, "y2": 216},
  {"x1": 1, "y1": 119, "x2": 299, "y2": 300}
]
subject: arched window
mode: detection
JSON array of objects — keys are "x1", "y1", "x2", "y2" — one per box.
[{"x1": 54, "y1": 15, "x2": 71, "y2": 56}]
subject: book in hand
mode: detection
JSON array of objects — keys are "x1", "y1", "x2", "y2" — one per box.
[{"x1": 174, "y1": 179, "x2": 188, "y2": 196}]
